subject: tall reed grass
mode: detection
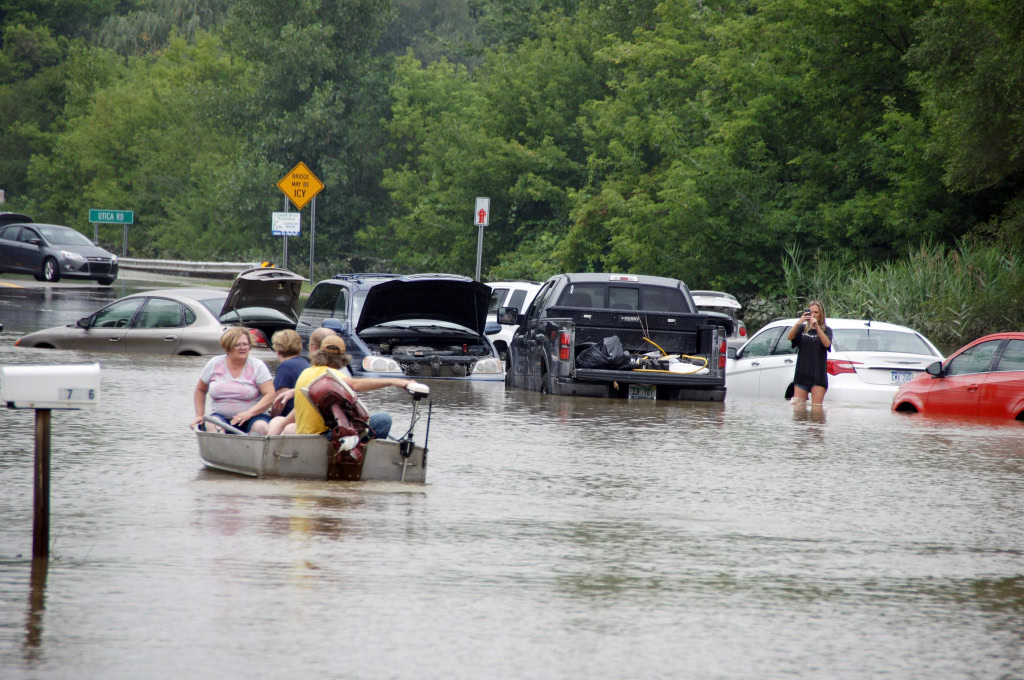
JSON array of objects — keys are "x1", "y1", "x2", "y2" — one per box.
[{"x1": 744, "y1": 240, "x2": 1024, "y2": 348}]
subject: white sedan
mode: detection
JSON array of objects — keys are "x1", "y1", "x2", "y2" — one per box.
[{"x1": 725, "y1": 318, "x2": 944, "y2": 403}]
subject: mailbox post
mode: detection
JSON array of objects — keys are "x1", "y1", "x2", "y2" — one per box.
[{"x1": 2, "y1": 363, "x2": 100, "y2": 558}]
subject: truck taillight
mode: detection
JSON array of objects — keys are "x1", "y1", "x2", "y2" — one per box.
[
  {"x1": 739, "y1": 327, "x2": 746, "y2": 337},
  {"x1": 559, "y1": 332, "x2": 571, "y2": 360},
  {"x1": 827, "y1": 359, "x2": 861, "y2": 375},
  {"x1": 718, "y1": 339, "x2": 726, "y2": 369}
]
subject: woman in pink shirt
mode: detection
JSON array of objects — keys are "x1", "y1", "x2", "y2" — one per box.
[{"x1": 190, "y1": 327, "x2": 275, "y2": 434}]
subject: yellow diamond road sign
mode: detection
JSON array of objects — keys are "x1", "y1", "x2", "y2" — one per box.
[{"x1": 277, "y1": 162, "x2": 324, "y2": 210}]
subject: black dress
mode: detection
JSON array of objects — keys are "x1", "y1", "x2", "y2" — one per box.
[{"x1": 791, "y1": 324, "x2": 833, "y2": 389}]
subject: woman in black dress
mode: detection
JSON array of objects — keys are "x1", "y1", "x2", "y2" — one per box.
[{"x1": 786, "y1": 300, "x2": 833, "y2": 405}]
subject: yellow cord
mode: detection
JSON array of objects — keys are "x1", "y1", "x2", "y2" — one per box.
[{"x1": 633, "y1": 337, "x2": 710, "y2": 375}]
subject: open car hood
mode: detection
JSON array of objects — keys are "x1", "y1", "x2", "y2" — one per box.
[
  {"x1": 356, "y1": 275, "x2": 492, "y2": 335},
  {"x1": 221, "y1": 267, "x2": 307, "y2": 323}
]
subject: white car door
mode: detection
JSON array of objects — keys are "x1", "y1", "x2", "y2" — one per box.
[
  {"x1": 727, "y1": 325, "x2": 785, "y2": 397},
  {"x1": 756, "y1": 330, "x2": 800, "y2": 398}
]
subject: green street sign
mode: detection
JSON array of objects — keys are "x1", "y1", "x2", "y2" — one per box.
[{"x1": 89, "y1": 209, "x2": 134, "y2": 224}]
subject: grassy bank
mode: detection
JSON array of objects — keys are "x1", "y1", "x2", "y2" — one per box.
[{"x1": 743, "y1": 240, "x2": 1024, "y2": 348}]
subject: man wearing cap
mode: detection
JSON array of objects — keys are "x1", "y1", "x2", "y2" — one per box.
[{"x1": 268, "y1": 334, "x2": 415, "y2": 439}]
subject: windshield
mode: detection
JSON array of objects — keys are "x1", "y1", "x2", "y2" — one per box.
[
  {"x1": 38, "y1": 226, "x2": 95, "y2": 247},
  {"x1": 832, "y1": 329, "x2": 938, "y2": 355}
]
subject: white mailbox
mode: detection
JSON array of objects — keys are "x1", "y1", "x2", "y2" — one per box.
[{"x1": 2, "y1": 363, "x2": 101, "y2": 410}]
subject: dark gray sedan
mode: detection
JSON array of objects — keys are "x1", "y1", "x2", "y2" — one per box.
[
  {"x1": 14, "y1": 267, "x2": 306, "y2": 354},
  {"x1": 0, "y1": 222, "x2": 118, "y2": 284}
]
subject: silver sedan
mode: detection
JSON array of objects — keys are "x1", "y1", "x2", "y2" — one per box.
[{"x1": 14, "y1": 268, "x2": 305, "y2": 355}]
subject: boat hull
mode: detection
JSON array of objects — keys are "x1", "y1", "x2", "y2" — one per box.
[{"x1": 195, "y1": 431, "x2": 427, "y2": 483}]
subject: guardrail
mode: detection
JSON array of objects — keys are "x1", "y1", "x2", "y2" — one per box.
[{"x1": 118, "y1": 258, "x2": 260, "y2": 279}]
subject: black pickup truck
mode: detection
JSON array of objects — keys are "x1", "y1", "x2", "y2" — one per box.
[{"x1": 501, "y1": 273, "x2": 727, "y2": 401}]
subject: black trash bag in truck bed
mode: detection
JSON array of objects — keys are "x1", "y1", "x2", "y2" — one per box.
[{"x1": 575, "y1": 335, "x2": 631, "y2": 370}]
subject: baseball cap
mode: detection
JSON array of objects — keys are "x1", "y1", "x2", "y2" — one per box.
[{"x1": 320, "y1": 335, "x2": 346, "y2": 353}]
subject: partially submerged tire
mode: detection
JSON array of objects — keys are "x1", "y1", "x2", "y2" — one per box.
[
  {"x1": 42, "y1": 257, "x2": 60, "y2": 283},
  {"x1": 97, "y1": 277, "x2": 115, "y2": 286}
]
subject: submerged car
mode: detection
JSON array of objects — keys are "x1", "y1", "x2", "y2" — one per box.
[
  {"x1": 892, "y1": 332, "x2": 1024, "y2": 419},
  {"x1": 0, "y1": 222, "x2": 118, "y2": 285},
  {"x1": 691, "y1": 290, "x2": 747, "y2": 350},
  {"x1": 296, "y1": 273, "x2": 504, "y2": 381},
  {"x1": 14, "y1": 267, "x2": 305, "y2": 354},
  {"x1": 726, "y1": 318, "x2": 943, "y2": 403}
]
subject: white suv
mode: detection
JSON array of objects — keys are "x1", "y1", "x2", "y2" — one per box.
[{"x1": 485, "y1": 280, "x2": 541, "y2": 365}]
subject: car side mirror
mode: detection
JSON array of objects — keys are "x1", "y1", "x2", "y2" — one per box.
[
  {"x1": 77, "y1": 317, "x2": 91, "y2": 329},
  {"x1": 727, "y1": 347, "x2": 737, "y2": 359},
  {"x1": 496, "y1": 306, "x2": 519, "y2": 325},
  {"x1": 925, "y1": 360, "x2": 943, "y2": 377},
  {"x1": 28, "y1": 238, "x2": 42, "y2": 246},
  {"x1": 484, "y1": 321, "x2": 501, "y2": 335}
]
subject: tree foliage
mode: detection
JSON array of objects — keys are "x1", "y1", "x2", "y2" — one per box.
[{"x1": 0, "y1": 0, "x2": 1020, "y2": 301}]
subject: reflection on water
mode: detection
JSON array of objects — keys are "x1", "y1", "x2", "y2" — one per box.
[
  {"x1": 22, "y1": 558, "x2": 46, "y2": 662},
  {"x1": 0, "y1": 291, "x2": 1023, "y2": 679}
]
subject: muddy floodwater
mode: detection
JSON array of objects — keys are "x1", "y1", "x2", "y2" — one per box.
[{"x1": 0, "y1": 283, "x2": 1022, "y2": 679}]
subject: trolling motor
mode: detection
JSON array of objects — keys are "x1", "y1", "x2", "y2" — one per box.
[
  {"x1": 303, "y1": 371, "x2": 371, "y2": 477},
  {"x1": 397, "y1": 382, "x2": 431, "y2": 482}
]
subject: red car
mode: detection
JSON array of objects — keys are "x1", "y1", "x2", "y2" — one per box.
[{"x1": 892, "y1": 332, "x2": 1024, "y2": 419}]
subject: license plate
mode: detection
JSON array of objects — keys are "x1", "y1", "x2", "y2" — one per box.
[
  {"x1": 890, "y1": 370, "x2": 913, "y2": 383},
  {"x1": 628, "y1": 384, "x2": 656, "y2": 400}
]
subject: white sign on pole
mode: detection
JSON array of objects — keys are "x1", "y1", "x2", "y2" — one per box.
[
  {"x1": 272, "y1": 212, "x2": 301, "y2": 236},
  {"x1": 474, "y1": 197, "x2": 490, "y2": 226}
]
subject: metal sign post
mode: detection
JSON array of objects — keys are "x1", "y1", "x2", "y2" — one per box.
[
  {"x1": 276, "y1": 162, "x2": 324, "y2": 281},
  {"x1": 283, "y1": 196, "x2": 289, "y2": 268},
  {"x1": 474, "y1": 197, "x2": 490, "y2": 281},
  {"x1": 88, "y1": 209, "x2": 134, "y2": 251}
]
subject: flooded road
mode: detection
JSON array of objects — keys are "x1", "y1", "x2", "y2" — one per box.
[{"x1": 1, "y1": 283, "x2": 1022, "y2": 679}]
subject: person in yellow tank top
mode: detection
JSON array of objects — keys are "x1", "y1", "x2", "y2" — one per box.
[{"x1": 269, "y1": 335, "x2": 417, "y2": 438}]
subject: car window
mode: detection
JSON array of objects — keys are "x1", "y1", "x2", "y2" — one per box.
[
  {"x1": 304, "y1": 283, "x2": 341, "y2": 314},
  {"x1": 135, "y1": 298, "x2": 183, "y2": 329},
  {"x1": 608, "y1": 286, "x2": 639, "y2": 310},
  {"x1": 697, "y1": 305, "x2": 739, "y2": 321},
  {"x1": 831, "y1": 329, "x2": 937, "y2": 355},
  {"x1": 92, "y1": 298, "x2": 145, "y2": 328},
  {"x1": 560, "y1": 283, "x2": 603, "y2": 307},
  {"x1": 528, "y1": 281, "x2": 557, "y2": 323},
  {"x1": 37, "y1": 226, "x2": 93, "y2": 247},
  {"x1": 994, "y1": 339, "x2": 1024, "y2": 372},
  {"x1": 184, "y1": 305, "x2": 197, "y2": 325},
  {"x1": 740, "y1": 326, "x2": 784, "y2": 358},
  {"x1": 17, "y1": 228, "x2": 39, "y2": 243},
  {"x1": 946, "y1": 340, "x2": 1000, "y2": 376},
  {"x1": 197, "y1": 296, "x2": 228, "y2": 317},
  {"x1": 488, "y1": 288, "x2": 509, "y2": 313},
  {"x1": 640, "y1": 286, "x2": 688, "y2": 312},
  {"x1": 772, "y1": 331, "x2": 799, "y2": 355},
  {"x1": 507, "y1": 289, "x2": 529, "y2": 312},
  {"x1": 0, "y1": 226, "x2": 18, "y2": 240}
]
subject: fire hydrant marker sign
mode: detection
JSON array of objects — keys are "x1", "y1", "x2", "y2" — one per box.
[{"x1": 277, "y1": 162, "x2": 324, "y2": 210}]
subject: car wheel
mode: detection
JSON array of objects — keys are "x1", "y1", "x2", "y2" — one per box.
[
  {"x1": 97, "y1": 277, "x2": 115, "y2": 286},
  {"x1": 42, "y1": 257, "x2": 61, "y2": 283}
]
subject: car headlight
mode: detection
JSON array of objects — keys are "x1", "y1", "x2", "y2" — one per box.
[
  {"x1": 362, "y1": 356, "x2": 402, "y2": 373},
  {"x1": 111, "y1": 254, "x2": 118, "y2": 264},
  {"x1": 472, "y1": 357, "x2": 503, "y2": 374},
  {"x1": 61, "y1": 250, "x2": 86, "y2": 261}
]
